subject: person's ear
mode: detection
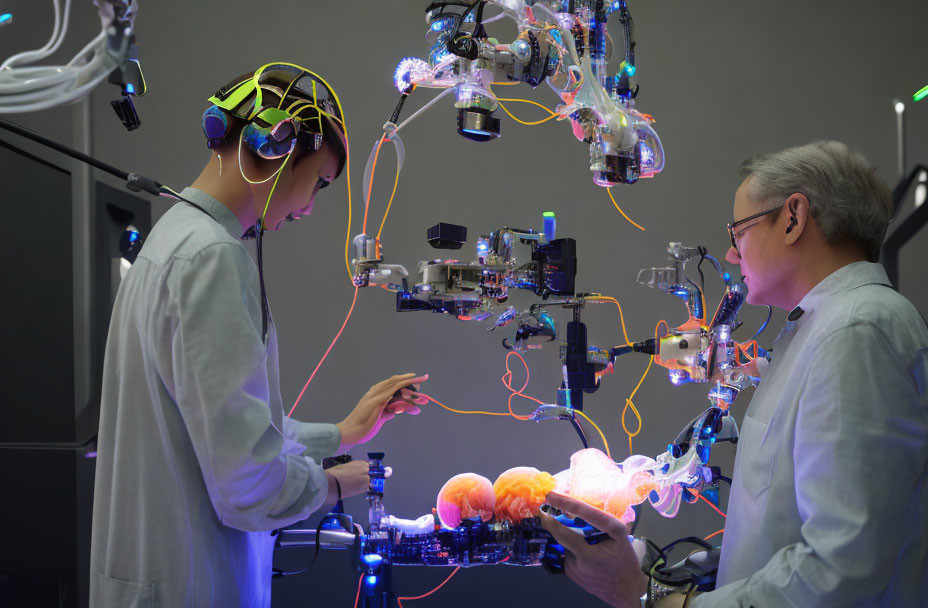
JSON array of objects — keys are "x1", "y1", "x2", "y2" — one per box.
[{"x1": 783, "y1": 192, "x2": 809, "y2": 245}]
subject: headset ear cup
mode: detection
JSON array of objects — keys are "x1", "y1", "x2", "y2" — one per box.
[
  {"x1": 202, "y1": 106, "x2": 231, "y2": 148},
  {"x1": 242, "y1": 119, "x2": 298, "y2": 159}
]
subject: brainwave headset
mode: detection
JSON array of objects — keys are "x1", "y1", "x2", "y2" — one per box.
[
  {"x1": 200, "y1": 62, "x2": 347, "y2": 168},
  {"x1": 197, "y1": 63, "x2": 349, "y2": 343}
]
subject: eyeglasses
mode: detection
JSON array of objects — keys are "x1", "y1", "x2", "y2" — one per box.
[{"x1": 727, "y1": 203, "x2": 784, "y2": 252}]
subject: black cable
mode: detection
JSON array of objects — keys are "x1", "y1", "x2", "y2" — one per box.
[
  {"x1": 389, "y1": 90, "x2": 411, "y2": 123},
  {"x1": 0, "y1": 135, "x2": 69, "y2": 175},
  {"x1": 696, "y1": 247, "x2": 707, "y2": 296},
  {"x1": 0, "y1": 117, "x2": 130, "y2": 181},
  {"x1": 254, "y1": 225, "x2": 270, "y2": 343},
  {"x1": 447, "y1": 1, "x2": 484, "y2": 59},
  {"x1": 273, "y1": 514, "x2": 356, "y2": 578},
  {"x1": 1, "y1": 117, "x2": 274, "y2": 347},
  {"x1": 629, "y1": 504, "x2": 641, "y2": 535},
  {"x1": 661, "y1": 536, "x2": 713, "y2": 556},
  {"x1": 569, "y1": 416, "x2": 589, "y2": 449}
]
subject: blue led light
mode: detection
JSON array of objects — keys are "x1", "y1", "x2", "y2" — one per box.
[
  {"x1": 126, "y1": 83, "x2": 135, "y2": 95},
  {"x1": 462, "y1": 128, "x2": 492, "y2": 136},
  {"x1": 625, "y1": 65, "x2": 637, "y2": 76},
  {"x1": 362, "y1": 554, "x2": 383, "y2": 568},
  {"x1": 0, "y1": 13, "x2": 12, "y2": 24},
  {"x1": 128, "y1": 231, "x2": 139, "y2": 243},
  {"x1": 722, "y1": 272, "x2": 731, "y2": 282},
  {"x1": 365, "y1": 575, "x2": 378, "y2": 588}
]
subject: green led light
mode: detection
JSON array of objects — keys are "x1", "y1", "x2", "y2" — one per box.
[
  {"x1": 543, "y1": 211, "x2": 555, "y2": 217},
  {"x1": 914, "y1": 85, "x2": 928, "y2": 103}
]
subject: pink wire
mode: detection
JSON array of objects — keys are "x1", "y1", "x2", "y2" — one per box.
[{"x1": 289, "y1": 285, "x2": 359, "y2": 417}]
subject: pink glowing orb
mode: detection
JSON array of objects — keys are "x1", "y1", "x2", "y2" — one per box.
[
  {"x1": 557, "y1": 449, "x2": 659, "y2": 524},
  {"x1": 436, "y1": 473, "x2": 495, "y2": 528}
]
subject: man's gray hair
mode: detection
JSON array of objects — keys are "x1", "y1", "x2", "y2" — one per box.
[{"x1": 737, "y1": 141, "x2": 893, "y2": 262}]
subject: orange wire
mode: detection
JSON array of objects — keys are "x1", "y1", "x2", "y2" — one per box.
[
  {"x1": 620, "y1": 320, "x2": 666, "y2": 454},
  {"x1": 342, "y1": 120, "x2": 354, "y2": 283},
  {"x1": 704, "y1": 528, "x2": 725, "y2": 541},
  {"x1": 364, "y1": 135, "x2": 386, "y2": 234},
  {"x1": 398, "y1": 567, "x2": 461, "y2": 603},
  {"x1": 376, "y1": 154, "x2": 401, "y2": 241},
  {"x1": 502, "y1": 351, "x2": 544, "y2": 420},
  {"x1": 426, "y1": 394, "x2": 512, "y2": 417},
  {"x1": 622, "y1": 357, "x2": 649, "y2": 455},
  {"x1": 606, "y1": 188, "x2": 645, "y2": 231},
  {"x1": 425, "y1": 351, "x2": 545, "y2": 420},
  {"x1": 590, "y1": 296, "x2": 633, "y2": 346},
  {"x1": 288, "y1": 286, "x2": 359, "y2": 417},
  {"x1": 353, "y1": 574, "x2": 362, "y2": 608},
  {"x1": 698, "y1": 493, "x2": 727, "y2": 518}
]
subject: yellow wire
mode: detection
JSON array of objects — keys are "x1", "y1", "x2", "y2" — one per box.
[
  {"x1": 376, "y1": 156, "x2": 401, "y2": 241},
  {"x1": 495, "y1": 97, "x2": 559, "y2": 116},
  {"x1": 260, "y1": 151, "x2": 292, "y2": 229},
  {"x1": 491, "y1": 81, "x2": 521, "y2": 86},
  {"x1": 623, "y1": 355, "x2": 653, "y2": 456},
  {"x1": 607, "y1": 188, "x2": 645, "y2": 231},
  {"x1": 588, "y1": 296, "x2": 633, "y2": 346},
  {"x1": 573, "y1": 409, "x2": 611, "y2": 460},
  {"x1": 428, "y1": 396, "x2": 517, "y2": 417},
  {"x1": 496, "y1": 100, "x2": 560, "y2": 126}
]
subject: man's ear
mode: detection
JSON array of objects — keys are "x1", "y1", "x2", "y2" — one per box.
[{"x1": 783, "y1": 192, "x2": 809, "y2": 245}]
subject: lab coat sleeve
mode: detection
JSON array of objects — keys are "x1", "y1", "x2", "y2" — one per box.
[
  {"x1": 693, "y1": 323, "x2": 928, "y2": 607},
  {"x1": 167, "y1": 242, "x2": 331, "y2": 532},
  {"x1": 283, "y1": 416, "x2": 341, "y2": 462}
]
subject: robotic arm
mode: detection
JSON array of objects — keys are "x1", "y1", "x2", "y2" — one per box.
[{"x1": 390, "y1": 0, "x2": 664, "y2": 186}]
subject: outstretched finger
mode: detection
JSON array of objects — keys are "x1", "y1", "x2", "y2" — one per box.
[
  {"x1": 392, "y1": 374, "x2": 429, "y2": 391},
  {"x1": 545, "y1": 492, "x2": 628, "y2": 540}
]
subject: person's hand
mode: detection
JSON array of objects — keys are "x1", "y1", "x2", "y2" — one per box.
[
  {"x1": 323, "y1": 461, "x2": 393, "y2": 506},
  {"x1": 336, "y1": 373, "x2": 429, "y2": 450},
  {"x1": 539, "y1": 491, "x2": 647, "y2": 608}
]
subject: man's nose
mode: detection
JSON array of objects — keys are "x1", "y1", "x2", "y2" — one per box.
[{"x1": 725, "y1": 246, "x2": 741, "y2": 265}]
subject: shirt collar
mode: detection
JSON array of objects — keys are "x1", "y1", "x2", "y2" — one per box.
[
  {"x1": 795, "y1": 261, "x2": 893, "y2": 316},
  {"x1": 177, "y1": 187, "x2": 249, "y2": 241}
]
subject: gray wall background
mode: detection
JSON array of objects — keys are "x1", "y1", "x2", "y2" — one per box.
[{"x1": 3, "y1": 1, "x2": 927, "y2": 606}]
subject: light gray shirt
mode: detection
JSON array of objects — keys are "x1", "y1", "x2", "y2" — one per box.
[
  {"x1": 692, "y1": 262, "x2": 928, "y2": 607},
  {"x1": 90, "y1": 188, "x2": 341, "y2": 607}
]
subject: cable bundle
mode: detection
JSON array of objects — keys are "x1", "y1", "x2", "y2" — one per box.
[{"x1": 0, "y1": 0, "x2": 137, "y2": 114}]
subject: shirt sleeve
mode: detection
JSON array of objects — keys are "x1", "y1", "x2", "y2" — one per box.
[
  {"x1": 693, "y1": 323, "x2": 928, "y2": 607},
  {"x1": 166, "y1": 242, "x2": 332, "y2": 532},
  {"x1": 283, "y1": 416, "x2": 342, "y2": 462}
]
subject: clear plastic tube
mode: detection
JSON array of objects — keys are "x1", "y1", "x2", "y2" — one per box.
[
  {"x1": 0, "y1": 29, "x2": 105, "y2": 101},
  {"x1": 1, "y1": 0, "x2": 71, "y2": 70},
  {"x1": 0, "y1": 29, "x2": 113, "y2": 113},
  {"x1": 0, "y1": 60, "x2": 111, "y2": 113},
  {"x1": 388, "y1": 87, "x2": 453, "y2": 137}
]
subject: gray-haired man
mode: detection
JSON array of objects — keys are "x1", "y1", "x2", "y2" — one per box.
[{"x1": 540, "y1": 141, "x2": 928, "y2": 607}]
